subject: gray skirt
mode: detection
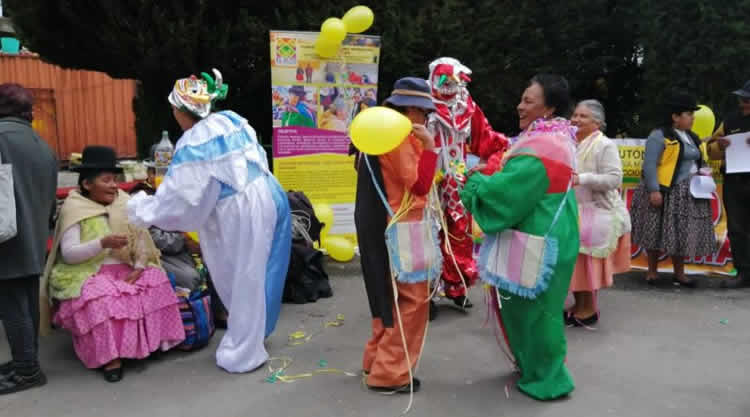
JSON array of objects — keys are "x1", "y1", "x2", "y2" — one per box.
[{"x1": 630, "y1": 176, "x2": 716, "y2": 257}]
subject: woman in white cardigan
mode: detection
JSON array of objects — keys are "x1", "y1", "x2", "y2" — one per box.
[{"x1": 567, "y1": 100, "x2": 631, "y2": 326}]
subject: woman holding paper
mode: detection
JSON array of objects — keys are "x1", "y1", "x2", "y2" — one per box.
[{"x1": 630, "y1": 90, "x2": 716, "y2": 287}]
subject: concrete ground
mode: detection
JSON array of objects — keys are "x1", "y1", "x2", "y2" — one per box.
[{"x1": 2, "y1": 261, "x2": 749, "y2": 417}]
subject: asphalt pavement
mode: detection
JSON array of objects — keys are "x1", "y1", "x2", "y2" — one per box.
[{"x1": 2, "y1": 261, "x2": 749, "y2": 417}]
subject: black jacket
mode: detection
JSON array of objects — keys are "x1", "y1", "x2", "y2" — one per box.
[
  {"x1": 0, "y1": 117, "x2": 58, "y2": 280},
  {"x1": 354, "y1": 153, "x2": 394, "y2": 327}
]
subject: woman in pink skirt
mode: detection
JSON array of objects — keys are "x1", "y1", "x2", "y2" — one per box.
[
  {"x1": 41, "y1": 146, "x2": 185, "y2": 382},
  {"x1": 567, "y1": 100, "x2": 631, "y2": 326}
]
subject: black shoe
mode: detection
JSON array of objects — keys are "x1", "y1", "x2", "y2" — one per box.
[
  {"x1": 429, "y1": 300, "x2": 438, "y2": 321},
  {"x1": 672, "y1": 276, "x2": 698, "y2": 288},
  {"x1": 720, "y1": 275, "x2": 748, "y2": 289},
  {"x1": 102, "y1": 366, "x2": 123, "y2": 383},
  {"x1": 0, "y1": 362, "x2": 13, "y2": 378},
  {"x1": 573, "y1": 313, "x2": 599, "y2": 327},
  {"x1": 450, "y1": 295, "x2": 474, "y2": 309},
  {"x1": 0, "y1": 368, "x2": 47, "y2": 395},
  {"x1": 368, "y1": 377, "x2": 421, "y2": 394},
  {"x1": 214, "y1": 318, "x2": 228, "y2": 329},
  {"x1": 563, "y1": 311, "x2": 577, "y2": 326}
]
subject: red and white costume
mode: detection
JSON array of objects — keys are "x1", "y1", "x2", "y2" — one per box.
[{"x1": 426, "y1": 57, "x2": 509, "y2": 300}]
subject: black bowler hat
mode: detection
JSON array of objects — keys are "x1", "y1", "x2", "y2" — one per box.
[
  {"x1": 664, "y1": 90, "x2": 701, "y2": 113},
  {"x1": 72, "y1": 146, "x2": 123, "y2": 173},
  {"x1": 288, "y1": 85, "x2": 307, "y2": 97},
  {"x1": 732, "y1": 80, "x2": 750, "y2": 99}
]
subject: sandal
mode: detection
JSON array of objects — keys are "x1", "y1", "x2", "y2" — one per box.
[{"x1": 102, "y1": 366, "x2": 123, "y2": 383}]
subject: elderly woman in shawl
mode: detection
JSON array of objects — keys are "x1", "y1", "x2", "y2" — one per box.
[
  {"x1": 567, "y1": 100, "x2": 631, "y2": 326},
  {"x1": 42, "y1": 146, "x2": 185, "y2": 383},
  {"x1": 127, "y1": 69, "x2": 291, "y2": 374}
]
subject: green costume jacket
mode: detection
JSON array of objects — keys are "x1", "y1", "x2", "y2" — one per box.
[{"x1": 460, "y1": 118, "x2": 579, "y2": 400}]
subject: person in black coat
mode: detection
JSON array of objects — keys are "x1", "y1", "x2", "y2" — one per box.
[{"x1": 0, "y1": 83, "x2": 58, "y2": 394}]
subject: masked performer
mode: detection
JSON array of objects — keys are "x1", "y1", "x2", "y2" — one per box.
[
  {"x1": 127, "y1": 69, "x2": 291, "y2": 373},
  {"x1": 427, "y1": 57, "x2": 509, "y2": 309}
]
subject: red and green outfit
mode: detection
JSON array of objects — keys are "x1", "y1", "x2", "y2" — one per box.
[{"x1": 460, "y1": 118, "x2": 578, "y2": 400}]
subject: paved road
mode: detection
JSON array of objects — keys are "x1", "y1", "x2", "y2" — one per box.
[{"x1": 2, "y1": 262, "x2": 749, "y2": 417}]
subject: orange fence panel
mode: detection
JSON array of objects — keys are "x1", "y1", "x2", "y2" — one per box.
[{"x1": 0, "y1": 55, "x2": 137, "y2": 160}]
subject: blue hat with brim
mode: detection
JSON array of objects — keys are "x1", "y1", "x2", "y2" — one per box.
[{"x1": 384, "y1": 77, "x2": 436, "y2": 111}]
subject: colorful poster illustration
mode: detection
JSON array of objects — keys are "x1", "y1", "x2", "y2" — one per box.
[{"x1": 270, "y1": 31, "x2": 381, "y2": 242}]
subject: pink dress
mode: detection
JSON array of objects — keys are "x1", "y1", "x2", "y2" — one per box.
[
  {"x1": 52, "y1": 221, "x2": 185, "y2": 369},
  {"x1": 54, "y1": 265, "x2": 185, "y2": 368},
  {"x1": 569, "y1": 234, "x2": 631, "y2": 292}
]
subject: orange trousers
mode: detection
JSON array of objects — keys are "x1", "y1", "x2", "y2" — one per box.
[{"x1": 362, "y1": 280, "x2": 429, "y2": 387}]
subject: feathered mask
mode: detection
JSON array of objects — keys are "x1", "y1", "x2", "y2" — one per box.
[{"x1": 168, "y1": 68, "x2": 229, "y2": 119}]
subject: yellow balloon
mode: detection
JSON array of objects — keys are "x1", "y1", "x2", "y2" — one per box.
[
  {"x1": 313, "y1": 203, "x2": 334, "y2": 241},
  {"x1": 187, "y1": 232, "x2": 199, "y2": 242},
  {"x1": 349, "y1": 106, "x2": 412, "y2": 155},
  {"x1": 342, "y1": 5, "x2": 374, "y2": 33},
  {"x1": 692, "y1": 104, "x2": 716, "y2": 139},
  {"x1": 314, "y1": 38, "x2": 340, "y2": 58},
  {"x1": 324, "y1": 236, "x2": 355, "y2": 262},
  {"x1": 320, "y1": 17, "x2": 347, "y2": 43}
]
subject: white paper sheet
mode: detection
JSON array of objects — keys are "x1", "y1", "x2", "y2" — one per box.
[
  {"x1": 690, "y1": 175, "x2": 716, "y2": 199},
  {"x1": 725, "y1": 132, "x2": 750, "y2": 174}
]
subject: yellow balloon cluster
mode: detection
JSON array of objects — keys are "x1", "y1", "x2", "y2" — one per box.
[
  {"x1": 350, "y1": 106, "x2": 412, "y2": 155},
  {"x1": 313, "y1": 203, "x2": 355, "y2": 263},
  {"x1": 315, "y1": 5, "x2": 374, "y2": 58}
]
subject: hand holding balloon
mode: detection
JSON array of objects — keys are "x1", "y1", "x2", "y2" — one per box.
[{"x1": 411, "y1": 124, "x2": 435, "y2": 151}]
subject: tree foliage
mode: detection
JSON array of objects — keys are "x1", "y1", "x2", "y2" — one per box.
[
  {"x1": 5, "y1": 0, "x2": 749, "y2": 155},
  {"x1": 639, "y1": 0, "x2": 750, "y2": 129}
]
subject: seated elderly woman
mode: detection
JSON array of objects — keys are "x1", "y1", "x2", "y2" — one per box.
[{"x1": 41, "y1": 146, "x2": 185, "y2": 383}]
